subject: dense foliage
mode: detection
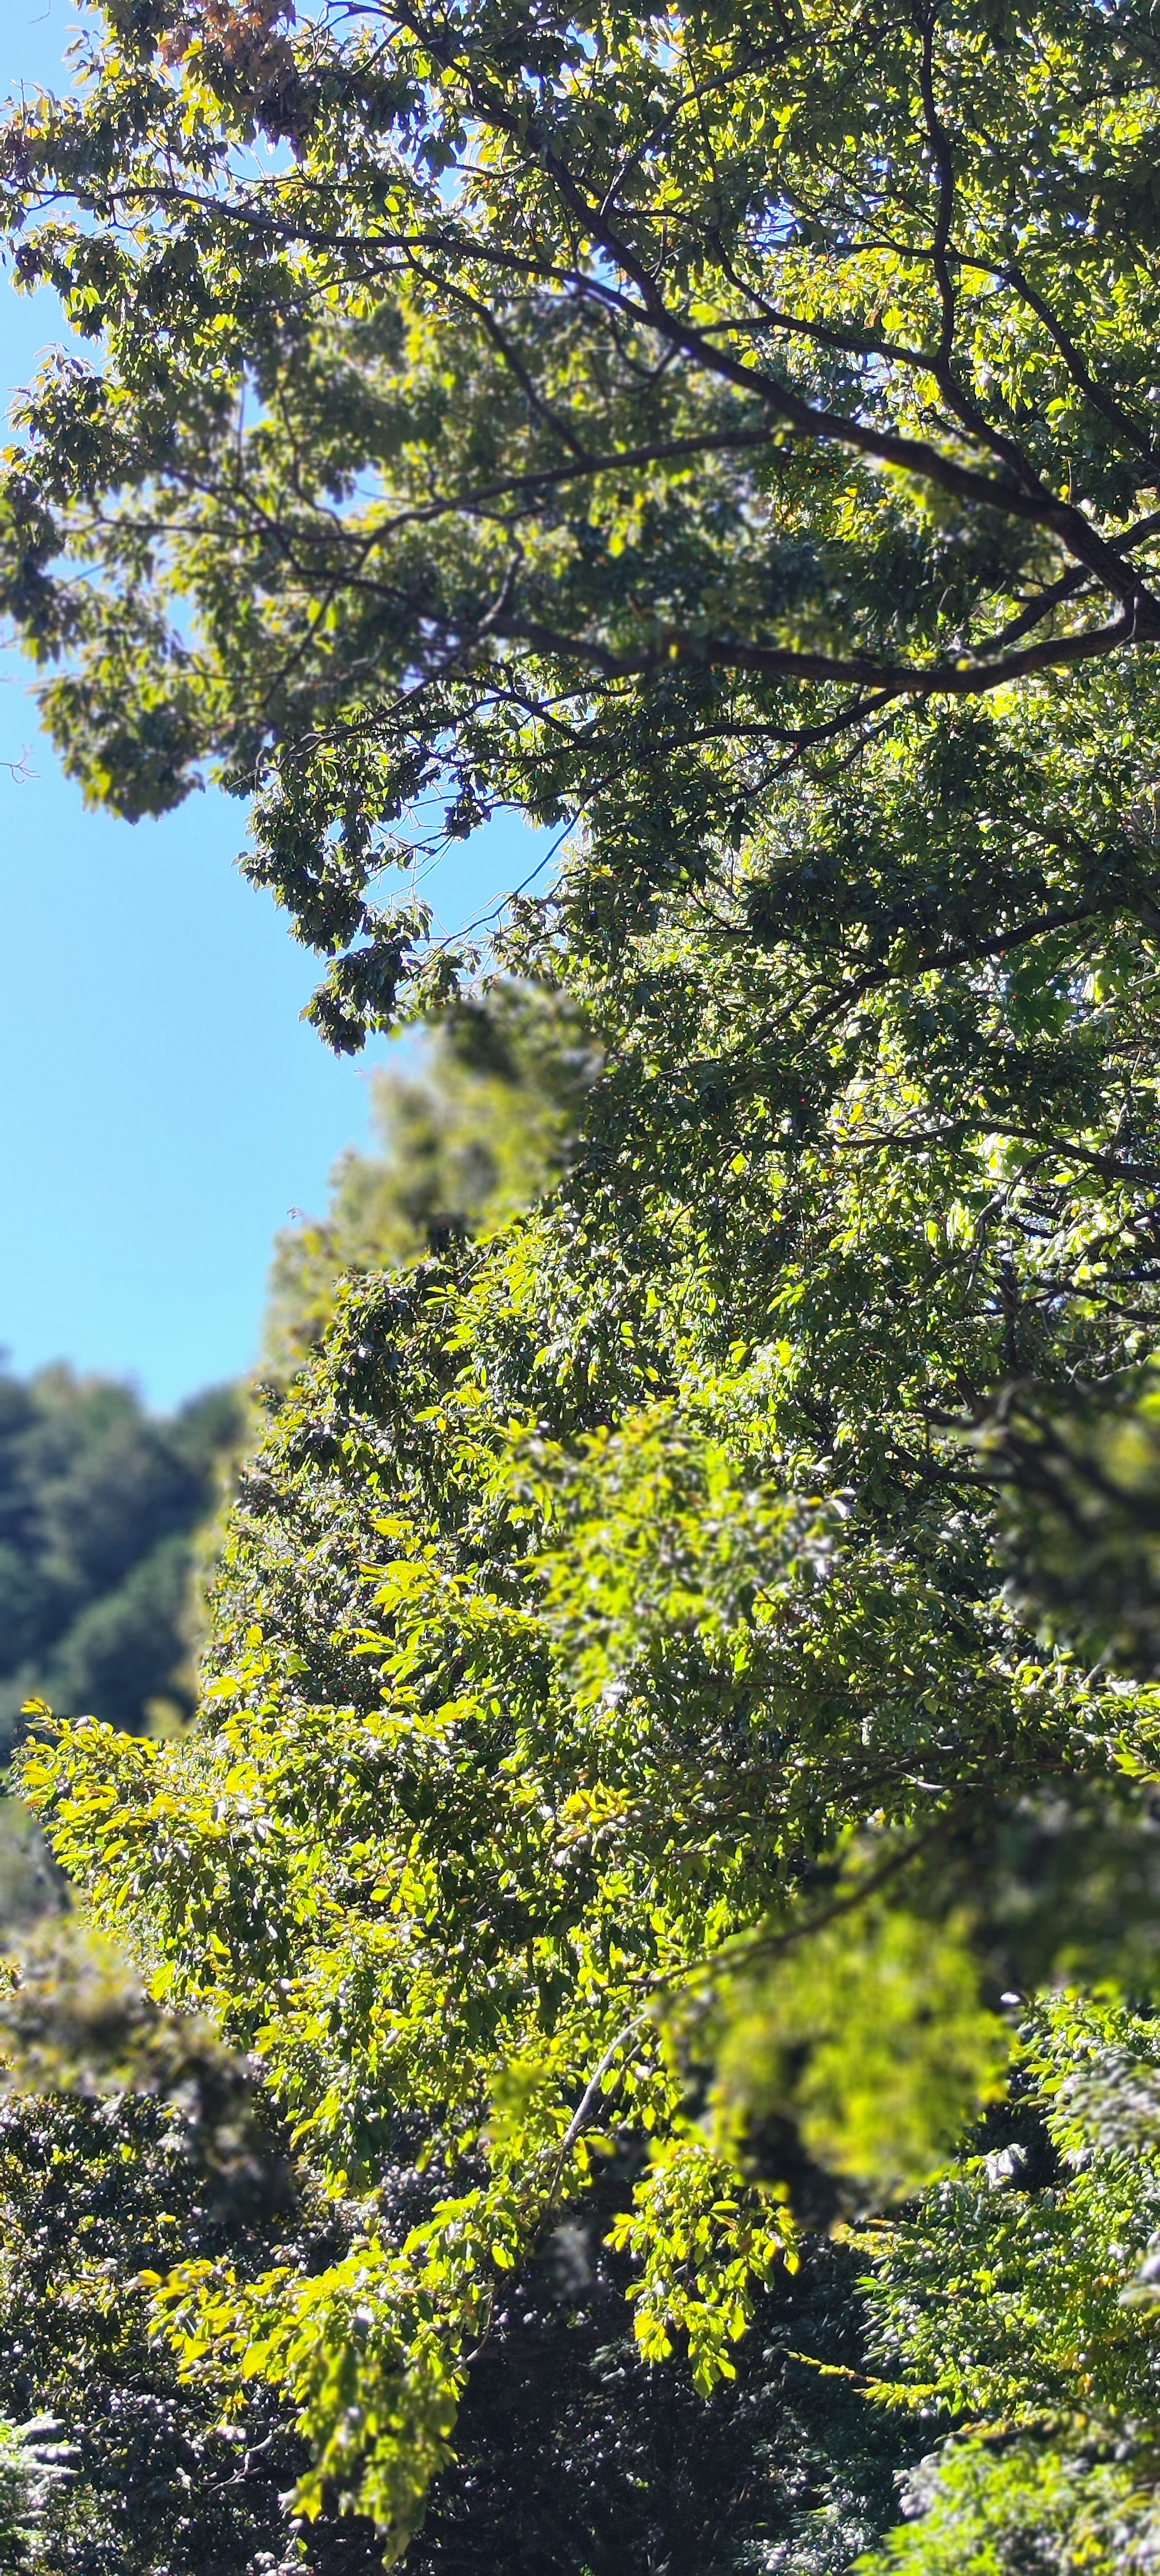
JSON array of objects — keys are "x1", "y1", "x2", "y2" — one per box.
[{"x1": 6, "y1": 0, "x2": 1160, "y2": 2568}]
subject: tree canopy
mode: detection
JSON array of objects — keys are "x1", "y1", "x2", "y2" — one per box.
[{"x1": 4, "y1": 0, "x2": 1160, "y2": 1032}]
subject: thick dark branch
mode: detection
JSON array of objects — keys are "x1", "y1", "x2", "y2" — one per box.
[
  {"x1": 843, "y1": 1124, "x2": 1160, "y2": 1190},
  {"x1": 170, "y1": 11, "x2": 1149, "y2": 607},
  {"x1": 914, "y1": 1, "x2": 959, "y2": 380},
  {"x1": 527, "y1": 275, "x2": 1157, "y2": 612},
  {"x1": 495, "y1": 604, "x2": 1137, "y2": 696},
  {"x1": 967, "y1": 564, "x2": 1093, "y2": 655},
  {"x1": 712, "y1": 251, "x2": 935, "y2": 376}
]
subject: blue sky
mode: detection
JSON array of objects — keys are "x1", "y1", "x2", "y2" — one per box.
[{"x1": 0, "y1": 3, "x2": 546, "y2": 1410}]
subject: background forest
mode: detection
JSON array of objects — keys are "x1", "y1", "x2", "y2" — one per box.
[{"x1": 6, "y1": 1, "x2": 1160, "y2": 2571}]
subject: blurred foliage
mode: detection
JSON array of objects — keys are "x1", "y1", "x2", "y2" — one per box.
[
  {"x1": 0, "y1": 1366, "x2": 243, "y2": 1760},
  {"x1": 708, "y1": 1906, "x2": 1008, "y2": 2208},
  {"x1": 0, "y1": 1807, "x2": 61, "y2": 1937},
  {"x1": 981, "y1": 1374, "x2": 1160, "y2": 1672},
  {"x1": 264, "y1": 985, "x2": 594, "y2": 1382}
]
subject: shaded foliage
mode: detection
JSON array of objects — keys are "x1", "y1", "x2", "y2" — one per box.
[
  {"x1": 408, "y1": 2218, "x2": 911, "y2": 2576},
  {"x1": 0, "y1": 1925, "x2": 386, "y2": 2575}
]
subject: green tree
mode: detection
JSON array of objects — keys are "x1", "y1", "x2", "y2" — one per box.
[
  {"x1": 0, "y1": 2414, "x2": 75, "y2": 2570},
  {"x1": 0, "y1": 1921, "x2": 914, "y2": 2575},
  {"x1": 26, "y1": 857, "x2": 1160, "y2": 2553},
  {"x1": 11, "y1": 2, "x2": 1160, "y2": 2564},
  {"x1": 264, "y1": 984, "x2": 592, "y2": 1379},
  {"x1": 0, "y1": 1921, "x2": 389, "y2": 2574}
]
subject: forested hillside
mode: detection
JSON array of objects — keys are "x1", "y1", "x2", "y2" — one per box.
[
  {"x1": 0, "y1": 1368, "x2": 242, "y2": 1925},
  {"x1": 0, "y1": 1367, "x2": 240, "y2": 1757},
  {"x1": 3, "y1": 0, "x2": 1160, "y2": 2568}
]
